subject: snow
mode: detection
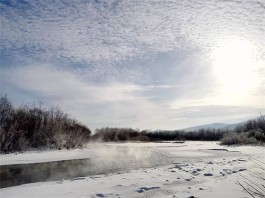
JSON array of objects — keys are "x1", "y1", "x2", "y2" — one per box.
[
  {"x1": 0, "y1": 148, "x2": 93, "y2": 166},
  {"x1": 1, "y1": 141, "x2": 264, "y2": 198}
]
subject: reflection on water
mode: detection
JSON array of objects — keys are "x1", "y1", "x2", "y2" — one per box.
[
  {"x1": 0, "y1": 147, "x2": 172, "y2": 188},
  {"x1": 0, "y1": 159, "x2": 92, "y2": 188}
]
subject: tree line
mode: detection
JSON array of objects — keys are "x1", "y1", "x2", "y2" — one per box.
[
  {"x1": 91, "y1": 127, "x2": 227, "y2": 142},
  {"x1": 90, "y1": 117, "x2": 265, "y2": 145},
  {"x1": 0, "y1": 95, "x2": 91, "y2": 153},
  {"x1": 1, "y1": 94, "x2": 264, "y2": 153}
]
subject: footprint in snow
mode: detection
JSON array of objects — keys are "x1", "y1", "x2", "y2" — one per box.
[
  {"x1": 96, "y1": 193, "x2": 105, "y2": 198},
  {"x1": 204, "y1": 173, "x2": 213, "y2": 176},
  {"x1": 137, "y1": 186, "x2": 160, "y2": 193}
]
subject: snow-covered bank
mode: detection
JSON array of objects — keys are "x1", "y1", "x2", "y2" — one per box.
[
  {"x1": 0, "y1": 142, "x2": 235, "y2": 165},
  {"x1": 1, "y1": 141, "x2": 264, "y2": 198}
]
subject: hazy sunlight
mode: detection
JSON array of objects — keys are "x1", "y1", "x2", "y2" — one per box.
[{"x1": 211, "y1": 38, "x2": 259, "y2": 93}]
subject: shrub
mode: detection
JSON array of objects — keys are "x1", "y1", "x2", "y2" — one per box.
[
  {"x1": 91, "y1": 127, "x2": 150, "y2": 142},
  {"x1": 0, "y1": 95, "x2": 91, "y2": 153},
  {"x1": 247, "y1": 129, "x2": 265, "y2": 142},
  {"x1": 221, "y1": 115, "x2": 265, "y2": 145},
  {"x1": 220, "y1": 132, "x2": 258, "y2": 145}
]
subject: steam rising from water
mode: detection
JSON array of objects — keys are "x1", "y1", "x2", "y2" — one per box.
[{"x1": 0, "y1": 144, "x2": 173, "y2": 188}]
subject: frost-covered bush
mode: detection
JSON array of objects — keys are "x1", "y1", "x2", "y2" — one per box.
[
  {"x1": 220, "y1": 132, "x2": 258, "y2": 145},
  {"x1": 0, "y1": 95, "x2": 91, "y2": 153},
  {"x1": 221, "y1": 115, "x2": 265, "y2": 145}
]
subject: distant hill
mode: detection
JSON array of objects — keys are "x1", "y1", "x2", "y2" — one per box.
[
  {"x1": 182, "y1": 123, "x2": 229, "y2": 132},
  {"x1": 182, "y1": 115, "x2": 264, "y2": 132}
]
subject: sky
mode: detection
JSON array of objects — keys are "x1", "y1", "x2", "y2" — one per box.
[{"x1": 1, "y1": 0, "x2": 264, "y2": 131}]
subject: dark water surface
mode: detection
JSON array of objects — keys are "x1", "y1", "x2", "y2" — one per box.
[
  {"x1": 0, "y1": 158, "x2": 94, "y2": 188},
  {"x1": 0, "y1": 147, "x2": 172, "y2": 188}
]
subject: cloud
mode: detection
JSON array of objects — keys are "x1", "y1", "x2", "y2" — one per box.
[
  {"x1": 1, "y1": 64, "x2": 170, "y2": 129},
  {"x1": 1, "y1": 0, "x2": 264, "y2": 130},
  {"x1": 1, "y1": 0, "x2": 264, "y2": 64},
  {"x1": 1, "y1": 64, "x2": 146, "y2": 103},
  {"x1": 2, "y1": 64, "x2": 262, "y2": 130}
]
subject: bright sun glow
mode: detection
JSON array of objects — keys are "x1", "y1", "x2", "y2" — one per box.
[{"x1": 211, "y1": 39, "x2": 259, "y2": 93}]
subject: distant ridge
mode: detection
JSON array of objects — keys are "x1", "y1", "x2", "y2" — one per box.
[
  {"x1": 182, "y1": 123, "x2": 229, "y2": 132},
  {"x1": 182, "y1": 115, "x2": 264, "y2": 132}
]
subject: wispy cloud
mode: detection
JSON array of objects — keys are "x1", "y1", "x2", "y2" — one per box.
[
  {"x1": 1, "y1": 0, "x2": 264, "y2": 63},
  {"x1": 1, "y1": 64, "x2": 146, "y2": 103},
  {"x1": 1, "y1": 0, "x2": 264, "y2": 130},
  {"x1": 2, "y1": 64, "x2": 262, "y2": 130},
  {"x1": 1, "y1": 64, "x2": 171, "y2": 129}
]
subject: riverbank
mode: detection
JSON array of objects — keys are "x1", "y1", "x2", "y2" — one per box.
[{"x1": 1, "y1": 141, "x2": 264, "y2": 197}]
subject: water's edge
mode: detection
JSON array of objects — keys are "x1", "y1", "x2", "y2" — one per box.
[{"x1": 0, "y1": 148, "x2": 173, "y2": 188}]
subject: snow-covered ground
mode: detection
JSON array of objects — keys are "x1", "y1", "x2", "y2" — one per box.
[{"x1": 1, "y1": 141, "x2": 264, "y2": 198}]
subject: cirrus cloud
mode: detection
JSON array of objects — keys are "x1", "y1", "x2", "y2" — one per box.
[{"x1": 1, "y1": 0, "x2": 264, "y2": 130}]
